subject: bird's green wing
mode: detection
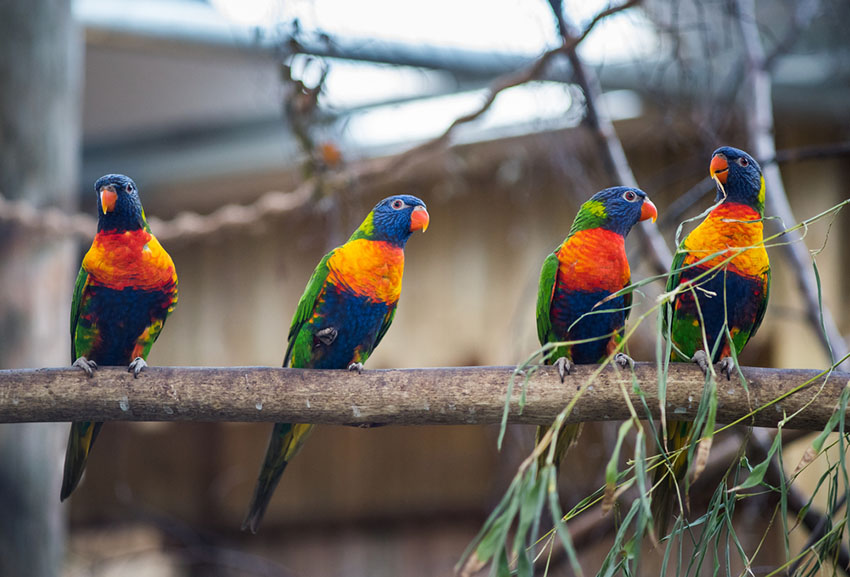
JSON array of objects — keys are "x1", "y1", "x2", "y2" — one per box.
[
  {"x1": 70, "y1": 267, "x2": 89, "y2": 361},
  {"x1": 536, "y1": 252, "x2": 560, "y2": 346},
  {"x1": 283, "y1": 252, "x2": 333, "y2": 367},
  {"x1": 662, "y1": 244, "x2": 688, "y2": 338},
  {"x1": 665, "y1": 244, "x2": 687, "y2": 294},
  {"x1": 372, "y1": 305, "x2": 397, "y2": 352}
]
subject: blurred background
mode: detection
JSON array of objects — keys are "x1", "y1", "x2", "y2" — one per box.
[{"x1": 1, "y1": 0, "x2": 849, "y2": 575}]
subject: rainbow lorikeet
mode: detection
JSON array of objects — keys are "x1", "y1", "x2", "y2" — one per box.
[
  {"x1": 536, "y1": 187, "x2": 657, "y2": 469},
  {"x1": 651, "y1": 146, "x2": 770, "y2": 533},
  {"x1": 242, "y1": 194, "x2": 430, "y2": 533},
  {"x1": 61, "y1": 174, "x2": 177, "y2": 501}
]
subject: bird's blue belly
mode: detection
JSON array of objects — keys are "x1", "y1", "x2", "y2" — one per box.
[
  {"x1": 673, "y1": 265, "x2": 766, "y2": 361},
  {"x1": 77, "y1": 285, "x2": 171, "y2": 365},
  {"x1": 550, "y1": 289, "x2": 626, "y2": 364},
  {"x1": 302, "y1": 284, "x2": 393, "y2": 369}
]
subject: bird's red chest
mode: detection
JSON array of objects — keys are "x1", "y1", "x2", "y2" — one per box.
[
  {"x1": 83, "y1": 229, "x2": 176, "y2": 291},
  {"x1": 556, "y1": 228, "x2": 629, "y2": 292}
]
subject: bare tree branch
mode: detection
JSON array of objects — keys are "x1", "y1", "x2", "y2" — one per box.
[
  {"x1": 733, "y1": 0, "x2": 850, "y2": 371},
  {"x1": 768, "y1": 141, "x2": 850, "y2": 166},
  {"x1": 0, "y1": 364, "x2": 846, "y2": 429},
  {"x1": 0, "y1": 160, "x2": 367, "y2": 246},
  {"x1": 547, "y1": 0, "x2": 673, "y2": 276},
  {"x1": 0, "y1": 1, "x2": 646, "y2": 249},
  {"x1": 660, "y1": 176, "x2": 714, "y2": 230},
  {"x1": 379, "y1": 0, "x2": 645, "y2": 179}
]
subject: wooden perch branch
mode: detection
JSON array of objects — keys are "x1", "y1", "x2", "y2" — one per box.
[{"x1": 0, "y1": 364, "x2": 846, "y2": 429}]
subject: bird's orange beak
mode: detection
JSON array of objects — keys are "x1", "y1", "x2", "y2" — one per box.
[
  {"x1": 99, "y1": 186, "x2": 117, "y2": 214},
  {"x1": 710, "y1": 154, "x2": 729, "y2": 184},
  {"x1": 410, "y1": 205, "x2": 429, "y2": 232},
  {"x1": 640, "y1": 199, "x2": 658, "y2": 223}
]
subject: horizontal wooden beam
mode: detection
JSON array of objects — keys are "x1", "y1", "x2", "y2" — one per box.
[{"x1": 0, "y1": 364, "x2": 845, "y2": 429}]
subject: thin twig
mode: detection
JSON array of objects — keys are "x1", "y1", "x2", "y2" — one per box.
[
  {"x1": 662, "y1": 141, "x2": 850, "y2": 229},
  {"x1": 660, "y1": 176, "x2": 714, "y2": 231},
  {"x1": 768, "y1": 141, "x2": 850, "y2": 167},
  {"x1": 380, "y1": 0, "x2": 645, "y2": 179},
  {"x1": 0, "y1": 1, "x2": 645, "y2": 249},
  {"x1": 750, "y1": 429, "x2": 850, "y2": 576},
  {"x1": 533, "y1": 429, "x2": 811, "y2": 575}
]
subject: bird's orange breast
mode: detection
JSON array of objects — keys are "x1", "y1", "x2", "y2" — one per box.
[
  {"x1": 681, "y1": 202, "x2": 769, "y2": 277},
  {"x1": 83, "y1": 229, "x2": 177, "y2": 291},
  {"x1": 327, "y1": 239, "x2": 404, "y2": 303}
]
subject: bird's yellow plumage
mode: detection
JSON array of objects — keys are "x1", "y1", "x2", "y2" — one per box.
[{"x1": 681, "y1": 202, "x2": 769, "y2": 277}]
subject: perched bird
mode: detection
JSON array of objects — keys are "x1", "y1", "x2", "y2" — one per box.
[
  {"x1": 62, "y1": 174, "x2": 177, "y2": 501},
  {"x1": 652, "y1": 146, "x2": 770, "y2": 533},
  {"x1": 242, "y1": 194, "x2": 430, "y2": 533},
  {"x1": 536, "y1": 186, "x2": 657, "y2": 470}
]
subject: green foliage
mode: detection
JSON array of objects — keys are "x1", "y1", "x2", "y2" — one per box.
[{"x1": 460, "y1": 199, "x2": 850, "y2": 576}]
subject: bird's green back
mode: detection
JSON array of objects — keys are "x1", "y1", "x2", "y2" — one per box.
[
  {"x1": 372, "y1": 306, "x2": 397, "y2": 352},
  {"x1": 283, "y1": 253, "x2": 333, "y2": 367},
  {"x1": 70, "y1": 267, "x2": 89, "y2": 361},
  {"x1": 535, "y1": 252, "x2": 560, "y2": 347}
]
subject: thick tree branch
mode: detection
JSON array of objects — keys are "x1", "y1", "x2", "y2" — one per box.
[
  {"x1": 548, "y1": 0, "x2": 674, "y2": 276},
  {"x1": 734, "y1": 0, "x2": 850, "y2": 371},
  {"x1": 0, "y1": 364, "x2": 846, "y2": 428}
]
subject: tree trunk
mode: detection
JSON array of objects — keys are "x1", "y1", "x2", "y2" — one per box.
[{"x1": 0, "y1": 0, "x2": 81, "y2": 575}]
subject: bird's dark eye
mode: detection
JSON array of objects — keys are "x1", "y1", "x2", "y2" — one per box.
[
  {"x1": 391, "y1": 199, "x2": 404, "y2": 210},
  {"x1": 623, "y1": 190, "x2": 637, "y2": 202},
  {"x1": 125, "y1": 183, "x2": 133, "y2": 193},
  {"x1": 737, "y1": 157, "x2": 749, "y2": 167}
]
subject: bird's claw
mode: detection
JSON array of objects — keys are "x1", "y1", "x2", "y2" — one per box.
[
  {"x1": 316, "y1": 327, "x2": 338, "y2": 346},
  {"x1": 691, "y1": 350, "x2": 710, "y2": 375},
  {"x1": 72, "y1": 357, "x2": 98, "y2": 378},
  {"x1": 128, "y1": 357, "x2": 148, "y2": 378},
  {"x1": 348, "y1": 362, "x2": 364, "y2": 374},
  {"x1": 614, "y1": 352, "x2": 635, "y2": 370},
  {"x1": 718, "y1": 356, "x2": 736, "y2": 380},
  {"x1": 553, "y1": 357, "x2": 573, "y2": 383}
]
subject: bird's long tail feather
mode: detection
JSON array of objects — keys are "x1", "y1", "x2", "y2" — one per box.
[
  {"x1": 651, "y1": 421, "x2": 693, "y2": 536},
  {"x1": 536, "y1": 423, "x2": 583, "y2": 474},
  {"x1": 242, "y1": 422, "x2": 314, "y2": 534},
  {"x1": 61, "y1": 421, "x2": 104, "y2": 501}
]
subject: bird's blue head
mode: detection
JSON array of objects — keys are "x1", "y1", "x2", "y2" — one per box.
[
  {"x1": 710, "y1": 146, "x2": 764, "y2": 214},
  {"x1": 351, "y1": 194, "x2": 429, "y2": 247},
  {"x1": 569, "y1": 186, "x2": 658, "y2": 237},
  {"x1": 94, "y1": 174, "x2": 147, "y2": 232}
]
